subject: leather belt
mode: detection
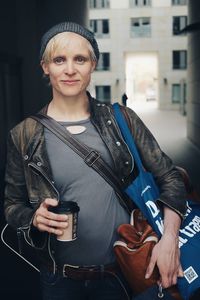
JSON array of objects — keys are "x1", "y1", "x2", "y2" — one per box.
[{"x1": 55, "y1": 263, "x2": 119, "y2": 280}]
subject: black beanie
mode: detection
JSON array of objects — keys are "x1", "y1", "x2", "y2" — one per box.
[{"x1": 40, "y1": 22, "x2": 100, "y2": 61}]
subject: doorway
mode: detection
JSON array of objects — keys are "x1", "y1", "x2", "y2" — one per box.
[{"x1": 125, "y1": 52, "x2": 158, "y2": 108}]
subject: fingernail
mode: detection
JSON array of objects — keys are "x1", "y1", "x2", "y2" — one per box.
[{"x1": 145, "y1": 273, "x2": 149, "y2": 279}]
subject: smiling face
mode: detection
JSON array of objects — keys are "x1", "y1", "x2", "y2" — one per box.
[{"x1": 41, "y1": 32, "x2": 96, "y2": 100}]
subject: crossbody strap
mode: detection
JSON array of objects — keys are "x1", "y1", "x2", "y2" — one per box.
[
  {"x1": 30, "y1": 113, "x2": 132, "y2": 213},
  {"x1": 113, "y1": 103, "x2": 144, "y2": 171}
]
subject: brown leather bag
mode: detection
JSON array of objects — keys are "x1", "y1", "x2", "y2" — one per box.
[{"x1": 113, "y1": 209, "x2": 182, "y2": 300}]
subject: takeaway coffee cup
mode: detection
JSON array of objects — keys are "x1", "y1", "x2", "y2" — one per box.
[{"x1": 54, "y1": 201, "x2": 80, "y2": 242}]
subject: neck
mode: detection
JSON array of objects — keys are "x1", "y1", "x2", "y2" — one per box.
[{"x1": 47, "y1": 93, "x2": 90, "y2": 122}]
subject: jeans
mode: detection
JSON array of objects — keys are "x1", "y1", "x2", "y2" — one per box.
[{"x1": 40, "y1": 268, "x2": 132, "y2": 300}]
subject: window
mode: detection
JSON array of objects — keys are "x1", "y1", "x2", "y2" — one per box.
[
  {"x1": 89, "y1": 0, "x2": 110, "y2": 8},
  {"x1": 173, "y1": 50, "x2": 187, "y2": 69},
  {"x1": 96, "y1": 53, "x2": 110, "y2": 71},
  {"x1": 131, "y1": 17, "x2": 151, "y2": 37},
  {"x1": 95, "y1": 86, "x2": 111, "y2": 103},
  {"x1": 172, "y1": 84, "x2": 181, "y2": 103},
  {"x1": 90, "y1": 19, "x2": 109, "y2": 37},
  {"x1": 173, "y1": 16, "x2": 187, "y2": 35},
  {"x1": 130, "y1": 0, "x2": 151, "y2": 6},
  {"x1": 172, "y1": 0, "x2": 187, "y2": 5}
]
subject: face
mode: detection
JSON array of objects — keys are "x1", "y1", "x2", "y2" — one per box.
[{"x1": 41, "y1": 33, "x2": 96, "y2": 100}]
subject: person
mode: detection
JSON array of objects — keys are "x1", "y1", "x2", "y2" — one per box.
[
  {"x1": 4, "y1": 21, "x2": 187, "y2": 300},
  {"x1": 122, "y1": 93, "x2": 128, "y2": 106}
]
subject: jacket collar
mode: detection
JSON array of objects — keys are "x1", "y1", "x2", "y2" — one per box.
[{"x1": 26, "y1": 92, "x2": 133, "y2": 184}]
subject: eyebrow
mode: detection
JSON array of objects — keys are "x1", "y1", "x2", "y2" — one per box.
[{"x1": 53, "y1": 51, "x2": 90, "y2": 57}]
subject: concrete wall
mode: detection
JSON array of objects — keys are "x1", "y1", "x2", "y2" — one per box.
[{"x1": 187, "y1": 0, "x2": 200, "y2": 148}]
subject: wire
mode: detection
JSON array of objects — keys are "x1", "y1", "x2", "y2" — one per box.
[{"x1": 1, "y1": 224, "x2": 40, "y2": 273}]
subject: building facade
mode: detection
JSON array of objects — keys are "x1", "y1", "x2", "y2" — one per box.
[{"x1": 88, "y1": 0, "x2": 188, "y2": 110}]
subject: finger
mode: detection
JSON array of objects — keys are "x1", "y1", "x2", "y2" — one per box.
[
  {"x1": 157, "y1": 278, "x2": 162, "y2": 286},
  {"x1": 37, "y1": 203, "x2": 68, "y2": 222},
  {"x1": 36, "y1": 215, "x2": 68, "y2": 229},
  {"x1": 160, "y1": 270, "x2": 176, "y2": 288},
  {"x1": 145, "y1": 257, "x2": 156, "y2": 279},
  {"x1": 160, "y1": 275, "x2": 171, "y2": 289},
  {"x1": 178, "y1": 265, "x2": 184, "y2": 277},
  {"x1": 32, "y1": 213, "x2": 39, "y2": 227},
  {"x1": 43, "y1": 210, "x2": 68, "y2": 222},
  {"x1": 37, "y1": 223, "x2": 63, "y2": 235},
  {"x1": 172, "y1": 273, "x2": 178, "y2": 286},
  {"x1": 42, "y1": 198, "x2": 58, "y2": 209}
]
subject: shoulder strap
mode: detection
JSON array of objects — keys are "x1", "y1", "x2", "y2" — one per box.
[
  {"x1": 30, "y1": 113, "x2": 132, "y2": 213},
  {"x1": 113, "y1": 103, "x2": 144, "y2": 171}
]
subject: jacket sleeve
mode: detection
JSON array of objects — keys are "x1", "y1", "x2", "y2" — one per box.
[
  {"x1": 4, "y1": 132, "x2": 47, "y2": 249},
  {"x1": 125, "y1": 106, "x2": 187, "y2": 218}
]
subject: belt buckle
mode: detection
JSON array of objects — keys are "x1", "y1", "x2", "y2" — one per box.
[{"x1": 63, "y1": 264, "x2": 79, "y2": 278}]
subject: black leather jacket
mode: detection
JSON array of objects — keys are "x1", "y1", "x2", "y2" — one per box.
[{"x1": 4, "y1": 93, "x2": 187, "y2": 267}]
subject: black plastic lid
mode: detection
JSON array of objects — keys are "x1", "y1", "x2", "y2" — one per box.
[{"x1": 54, "y1": 201, "x2": 80, "y2": 214}]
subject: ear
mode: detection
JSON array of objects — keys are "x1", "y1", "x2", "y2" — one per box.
[
  {"x1": 41, "y1": 60, "x2": 49, "y2": 75},
  {"x1": 91, "y1": 61, "x2": 96, "y2": 73}
]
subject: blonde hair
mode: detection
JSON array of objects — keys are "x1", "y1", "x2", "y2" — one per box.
[{"x1": 41, "y1": 32, "x2": 97, "y2": 64}]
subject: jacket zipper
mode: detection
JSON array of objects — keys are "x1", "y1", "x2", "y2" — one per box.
[{"x1": 28, "y1": 162, "x2": 59, "y2": 200}]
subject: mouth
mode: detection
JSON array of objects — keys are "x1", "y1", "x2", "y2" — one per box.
[{"x1": 61, "y1": 80, "x2": 79, "y2": 85}]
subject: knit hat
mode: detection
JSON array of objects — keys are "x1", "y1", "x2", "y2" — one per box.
[{"x1": 40, "y1": 22, "x2": 100, "y2": 61}]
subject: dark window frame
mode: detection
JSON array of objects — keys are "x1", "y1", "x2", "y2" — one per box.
[
  {"x1": 95, "y1": 85, "x2": 111, "y2": 103},
  {"x1": 130, "y1": 0, "x2": 151, "y2": 7},
  {"x1": 173, "y1": 16, "x2": 187, "y2": 35},
  {"x1": 89, "y1": 0, "x2": 110, "y2": 9},
  {"x1": 172, "y1": 84, "x2": 181, "y2": 103},
  {"x1": 96, "y1": 53, "x2": 110, "y2": 71},
  {"x1": 172, "y1": 0, "x2": 187, "y2": 5},
  {"x1": 131, "y1": 17, "x2": 151, "y2": 37},
  {"x1": 172, "y1": 50, "x2": 187, "y2": 70},
  {"x1": 89, "y1": 19, "x2": 109, "y2": 36}
]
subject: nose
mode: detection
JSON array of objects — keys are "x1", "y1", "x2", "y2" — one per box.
[{"x1": 64, "y1": 60, "x2": 76, "y2": 75}]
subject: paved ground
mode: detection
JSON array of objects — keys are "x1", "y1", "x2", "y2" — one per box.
[{"x1": 128, "y1": 100, "x2": 200, "y2": 194}]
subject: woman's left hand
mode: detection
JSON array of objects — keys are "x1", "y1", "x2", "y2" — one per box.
[{"x1": 145, "y1": 209, "x2": 184, "y2": 288}]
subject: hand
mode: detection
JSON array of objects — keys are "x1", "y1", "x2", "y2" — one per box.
[
  {"x1": 145, "y1": 232, "x2": 184, "y2": 288},
  {"x1": 33, "y1": 198, "x2": 68, "y2": 236}
]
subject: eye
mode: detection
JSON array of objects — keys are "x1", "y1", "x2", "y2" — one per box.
[
  {"x1": 53, "y1": 56, "x2": 65, "y2": 64},
  {"x1": 75, "y1": 56, "x2": 87, "y2": 64}
]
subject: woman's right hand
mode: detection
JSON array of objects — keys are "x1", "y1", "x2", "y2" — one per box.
[{"x1": 32, "y1": 198, "x2": 68, "y2": 236}]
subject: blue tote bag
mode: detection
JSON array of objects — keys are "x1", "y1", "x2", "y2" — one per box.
[{"x1": 113, "y1": 103, "x2": 200, "y2": 300}]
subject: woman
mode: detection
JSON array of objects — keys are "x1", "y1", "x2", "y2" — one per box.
[{"x1": 4, "y1": 22, "x2": 186, "y2": 300}]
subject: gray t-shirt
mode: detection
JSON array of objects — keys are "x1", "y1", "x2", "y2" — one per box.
[{"x1": 44, "y1": 118, "x2": 129, "y2": 266}]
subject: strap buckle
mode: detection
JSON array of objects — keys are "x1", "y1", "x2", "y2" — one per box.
[{"x1": 84, "y1": 150, "x2": 100, "y2": 167}]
